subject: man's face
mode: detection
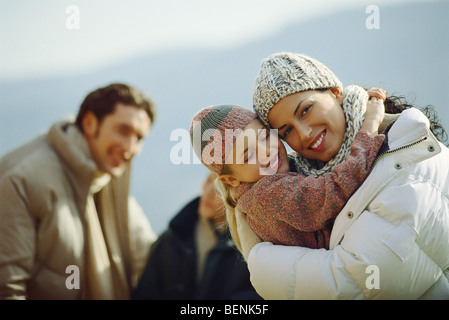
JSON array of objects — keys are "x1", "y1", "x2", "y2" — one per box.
[{"x1": 83, "y1": 103, "x2": 151, "y2": 177}]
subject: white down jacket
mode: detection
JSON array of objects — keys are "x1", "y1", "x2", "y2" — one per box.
[{"x1": 247, "y1": 108, "x2": 449, "y2": 299}]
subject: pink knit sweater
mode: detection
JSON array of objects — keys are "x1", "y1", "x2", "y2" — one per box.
[{"x1": 233, "y1": 130, "x2": 385, "y2": 249}]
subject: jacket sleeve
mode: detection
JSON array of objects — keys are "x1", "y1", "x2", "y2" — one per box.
[
  {"x1": 248, "y1": 185, "x2": 448, "y2": 300},
  {"x1": 241, "y1": 131, "x2": 384, "y2": 232},
  {"x1": 247, "y1": 160, "x2": 449, "y2": 299},
  {"x1": 0, "y1": 175, "x2": 35, "y2": 300},
  {"x1": 131, "y1": 233, "x2": 167, "y2": 300},
  {"x1": 127, "y1": 196, "x2": 157, "y2": 289}
]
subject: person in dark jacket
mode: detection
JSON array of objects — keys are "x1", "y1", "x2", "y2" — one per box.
[{"x1": 132, "y1": 172, "x2": 262, "y2": 300}]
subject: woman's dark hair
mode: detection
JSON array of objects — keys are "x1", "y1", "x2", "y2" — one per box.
[
  {"x1": 320, "y1": 87, "x2": 448, "y2": 145},
  {"x1": 383, "y1": 94, "x2": 448, "y2": 146},
  {"x1": 75, "y1": 83, "x2": 156, "y2": 132},
  {"x1": 344, "y1": 87, "x2": 449, "y2": 146}
]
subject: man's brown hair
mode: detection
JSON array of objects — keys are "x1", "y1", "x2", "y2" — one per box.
[{"x1": 75, "y1": 83, "x2": 156, "y2": 132}]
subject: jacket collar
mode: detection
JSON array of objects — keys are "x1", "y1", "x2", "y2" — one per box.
[
  {"x1": 47, "y1": 119, "x2": 97, "y2": 184},
  {"x1": 329, "y1": 108, "x2": 441, "y2": 249},
  {"x1": 169, "y1": 197, "x2": 200, "y2": 240},
  {"x1": 169, "y1": 197, "x2": 234, "y2": 249},
  {"x1": 387, "y1": 108, "x2": 431, "y2": 150},
  {"x1": 46, "y1": 119, "x2": 114, "y2": 206}
]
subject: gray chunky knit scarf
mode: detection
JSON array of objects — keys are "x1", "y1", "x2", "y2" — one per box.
[{"x1": 294, "y1": 84, "x2": 368, "y2": 177}]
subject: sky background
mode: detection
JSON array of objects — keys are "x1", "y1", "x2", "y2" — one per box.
[
  {"x1": 0, "y1": 0, "x2": 414, "y2": 81},
  {"x1": 1, "y1": 0, "x2": 447, "y2": 234}
]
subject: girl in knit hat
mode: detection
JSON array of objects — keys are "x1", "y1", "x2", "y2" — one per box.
[{"x1": 190, "y1": 101, "x2": 385, "y2": 253}]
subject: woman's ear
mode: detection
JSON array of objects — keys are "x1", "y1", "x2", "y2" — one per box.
[
  {"x1": 219, "y1": 174, "x2": 241, "y2": 187},
  {"x1": 330, "y1": 87, "x2": 344, "y2": 105}
]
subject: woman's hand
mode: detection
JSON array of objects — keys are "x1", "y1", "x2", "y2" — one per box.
[
  {"x1": 367, "y1": 87, "x2": 386, "y2": 101},
  {"x1": 361, "y1": 88, "x2": 386, "y2": 136}
]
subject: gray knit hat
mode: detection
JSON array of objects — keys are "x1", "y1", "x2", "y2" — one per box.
[
  {"x1": 190, "y1": 105, "x2": 257, "y2": 175},
  {"x1": 252, "y1": 52, "x2": 343, "y2": 128}
]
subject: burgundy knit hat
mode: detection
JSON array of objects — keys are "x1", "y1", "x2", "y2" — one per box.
[{"x1": 190, "y1": 105, "x2": 257, "y2": 175}]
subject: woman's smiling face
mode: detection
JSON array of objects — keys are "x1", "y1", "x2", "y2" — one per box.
[{"x1": 267, "y1": 88, "x2": 346, "y2": 162}]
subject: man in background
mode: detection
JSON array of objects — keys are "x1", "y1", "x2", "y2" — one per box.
[
  {"x1": 132, "y1": 172, "x2": 261, "y2": 300},
  {"x1": 0, "y1": 83, "x2": 157, "y2": 299}
]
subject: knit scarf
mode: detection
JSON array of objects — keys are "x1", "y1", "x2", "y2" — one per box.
[{"x1": 294, "y1": 84, "x2": 368, "y2": 177}]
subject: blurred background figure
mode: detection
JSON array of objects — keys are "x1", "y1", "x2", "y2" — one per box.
[
  {"x1": 0, "y1": 83, "x2": 157, "y2": 299},
  {"x1": 132, "y1": 172, "x2": 261, "y2": 300}
]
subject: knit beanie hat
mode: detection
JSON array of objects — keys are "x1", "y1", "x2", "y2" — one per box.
[
  {"x1": 190, "y1": 105, "x2": 257, "y2": 175},
  {"x1": 253, "y1": 52, "x2": 343, "y2": 128}
]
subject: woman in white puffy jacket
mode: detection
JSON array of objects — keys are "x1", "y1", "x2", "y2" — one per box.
[{"x1": 241, "y1": 52, "x2": 449, "y2": 299}]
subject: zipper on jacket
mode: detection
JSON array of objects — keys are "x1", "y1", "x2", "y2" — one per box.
[{"x1": 367, "y1": 136, "x2": 428, "y2": 177}]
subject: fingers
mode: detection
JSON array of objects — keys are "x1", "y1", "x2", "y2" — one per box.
[
  {"x1": 367, "y1": 95, "x2": 385, "y2": 105},
  {"x1": 366, "y1": 99, "x2": 385, "y2": 126},
  {"x1": 367, "y1": 94, "x2": 385, "y2": 111},
  {"x1": 367, "y1": 87, "x2": 386, "y2": 101}
]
